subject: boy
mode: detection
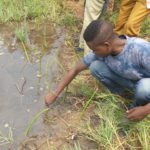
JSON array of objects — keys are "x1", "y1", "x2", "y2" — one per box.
[{"x1": 45, "y1": 20, "x2": 150, "y2": 121}]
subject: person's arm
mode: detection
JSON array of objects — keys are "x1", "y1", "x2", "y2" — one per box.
[
  {"x1": 126, "y1": 103, "x2": 150, "y2": 121},
  {"x1": 45, "y1": 61, "x2": 87, "y2": 106}
]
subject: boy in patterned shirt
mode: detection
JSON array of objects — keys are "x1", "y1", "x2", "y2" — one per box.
[{"x1": 45, "y1": 20, "x2": 150, "y2": 121}]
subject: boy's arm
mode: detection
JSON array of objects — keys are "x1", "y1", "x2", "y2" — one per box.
[{"x1": 45, "y1": 61, "x2": 88, "y2": 106}]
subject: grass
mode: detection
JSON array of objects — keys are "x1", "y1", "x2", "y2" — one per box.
[
  {"x1": 62, "y1": 142, "x2": 82, "y2": 150},
  {"x1": 15, "y1": 26, "x2": 28, "y2": 43},
  {"x1": 0, "y1": 0, "x2": 60, "y2": 22},
  {"x1": 81, "y1": 89, "x2": 98, "y2": 116},
  {"x1": 0, "y1": 0, "x2": 79, "y2": 27},
  {"x1": 140, "y1": 17, "x2": 150, "y2": 38},
  {"x1": 5, "y1": 0, "x2": 79, "y2": 62},
  {"x1": 60, "y1": 13, "x2": 78, "y2": 27},
  {"x1": 0, "y1": 126, "x2": 13, "y2": 146},
  {"x1": 78, "y1": 86, "x2": 150, "y2": 150},
  {"x1": 24, "y1": 108, "x2": 49, "y2": 136},
  {"x1": 15, "y1": 25, "x2": 31, "y2": 62}
]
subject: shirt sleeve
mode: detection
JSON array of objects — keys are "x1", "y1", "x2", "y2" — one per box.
[{"x1": 82, "y1": 52, "x2": 97, "y2": 67}]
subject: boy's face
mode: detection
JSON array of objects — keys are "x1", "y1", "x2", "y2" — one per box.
[{"x1": 87, "y1": 42, "x2": 112, "y2": 57}]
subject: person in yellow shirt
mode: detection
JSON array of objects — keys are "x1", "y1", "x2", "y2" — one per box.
[{"x1": 115, "y1": 0, "x2": 150, "y2": 36}]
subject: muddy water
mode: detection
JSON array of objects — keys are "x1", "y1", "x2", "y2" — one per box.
[{"x1": 0, "y1": 23, "x2": 65, "y2": 149}]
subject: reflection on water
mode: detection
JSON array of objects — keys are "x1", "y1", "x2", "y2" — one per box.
[{"x1": 0, "y1": 23, "x2": 65, "y2": 149}]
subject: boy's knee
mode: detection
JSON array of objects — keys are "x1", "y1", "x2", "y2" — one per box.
[{"x1": 135, "y1": 78, "x2": 150, "y2": 100}]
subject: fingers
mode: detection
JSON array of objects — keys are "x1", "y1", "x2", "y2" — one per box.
[
  {"x1": 126, "y1": 109, "x2": 144, "y2": 121},
  {"x1": 126, "y1": 108, "x2": 137, "y2": 120},
  {"x1": 45, "y1": 96, "x2": 50, "y2": 107},
  {"x1": 45, "y1": 93, "x2": 52, "y2": 106},
  {"x1": 126, "y1": 108, "x2": 135, "y2": 114},
  {"x1": 126, "y1": 114, "x2": 134, "y2": 120},
  {"x1": 127, "y1": 115, "x2": 143, "y2": 121},
  {"x1": 44, "y1": 92, "x2": 57, "y2": 107}
]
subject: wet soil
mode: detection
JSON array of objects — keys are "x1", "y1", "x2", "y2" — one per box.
[{"x1": 66, "y1": 0, "x2": 84, "y2": 20}]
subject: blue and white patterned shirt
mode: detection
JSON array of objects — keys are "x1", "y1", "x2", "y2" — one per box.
[{"x1": 83, "y1": 36, "x2": 150, "y2": 81}]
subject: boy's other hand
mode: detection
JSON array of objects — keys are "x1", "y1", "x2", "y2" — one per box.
[
  {"x1": 45, "y1": 92, "x2": 57, "y2": 107},
  {"x1": 126, "y1": 106, "x2": 148, "y2": 121}
]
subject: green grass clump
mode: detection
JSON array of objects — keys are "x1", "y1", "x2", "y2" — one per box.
[
  {"x1": 0, "y1": 0, "x2": 78, "y2": 26},
  {"x1": 15, "y1": 26, "x2": 28, "y2": 43},
  {"x1": 140, "y1": 16, "x2": 150, "y2": 37},
  {"x1": 0, "y1": 127, "x2": 13, "y2": 146},
  {"x1": 79, "y1": 91, "x2": 150, "y2": 150},
  {"x1": 60, "y1": 13, "x2": 78, "y2": 26},
  {"x1": 0, "y1": 0, "x2": 52, "y2": 22}
]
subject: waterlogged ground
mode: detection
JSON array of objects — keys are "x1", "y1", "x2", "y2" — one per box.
[
  {"x1": 0, "y1": 2, "x2": 99, "y2": 149},
  {"x1": 0, "y1": 22, "x2": 97, "y2": 150},
  {"x1": 0, "y1": 23, "x2": 66, "y2": 149}
]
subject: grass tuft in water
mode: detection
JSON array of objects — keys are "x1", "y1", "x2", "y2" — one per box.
[
  {"x1": 24, "y1": 108, "x2": 49, "y2": 136},
  {"x1": 15, "y1": 27, "x2": 28, "y2": 43},
  {"x1": 0, "y1": 127, "x2": 13, "y2": 146}
]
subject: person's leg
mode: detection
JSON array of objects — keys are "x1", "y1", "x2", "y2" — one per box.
[
  {"x1": 124, "y1": 0, "x2": 150, "y2": 36},
  {"x1": 79, "y1": 0, "x2": 105, "y2": 55},
  {"x1": 132, "y1": 78, "x2": 150, "y2": 107},
  {"x1": 114, "y1": 0, "x2": 136, "y2": 35},
  {"x1": 89, "y1": 60, "x2": 135, "y2": 93}
]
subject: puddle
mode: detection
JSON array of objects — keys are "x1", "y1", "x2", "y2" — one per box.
[
  {"x1": 0, "y1": 21, "x2": 98, "y2": 150},
  {"x1": 0, "y1": 23, "x2": 65, "y2": 149}
]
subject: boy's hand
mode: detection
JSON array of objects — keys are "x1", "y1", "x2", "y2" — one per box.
[
  {"x1": 126, "y1": 106, "x2": 148, "y2": 121},
  {"x1": 45, "y1": 92, "x2": 58, "y2": 107}
]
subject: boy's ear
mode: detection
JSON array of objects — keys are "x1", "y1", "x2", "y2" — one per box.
[{"x1": 104, "y1": 41, "x2": 110, "y2": 46}]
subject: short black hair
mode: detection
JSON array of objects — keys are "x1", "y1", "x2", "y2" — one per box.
[{"x1": 83, "y1": 19, "x2": 114, "y2": 45}]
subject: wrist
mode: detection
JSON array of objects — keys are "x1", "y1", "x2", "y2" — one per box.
[{"x1": 51, "y1": 91, "x2": 59, "y2": 97}]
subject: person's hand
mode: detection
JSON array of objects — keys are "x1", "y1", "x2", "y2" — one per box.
[
  {"x1": 45, "y1": 92, "x2": 58, "y2": 107},
  {"x1": 126, "y1": 106, "x2": 148, "y2": 121}
]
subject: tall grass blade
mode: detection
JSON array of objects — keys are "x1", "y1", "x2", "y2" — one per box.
[{"x1": 24, "y1": 108, "x2": 49, "y2": 136}]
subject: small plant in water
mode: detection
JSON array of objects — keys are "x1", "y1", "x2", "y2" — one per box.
[
  {"x1": 15, "y1": 27, "x2": 28, "y2": 43},
  {"x1": 0, "y1": 126, "x2": 13, "y2": 146},
  {"x1": 24, "y1": 108, "x2": 49, "y2": 136}
]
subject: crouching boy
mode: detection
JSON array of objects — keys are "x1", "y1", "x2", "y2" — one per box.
[{"x1": 45, "y1": 19, "x2": 150, "y2": 121}]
